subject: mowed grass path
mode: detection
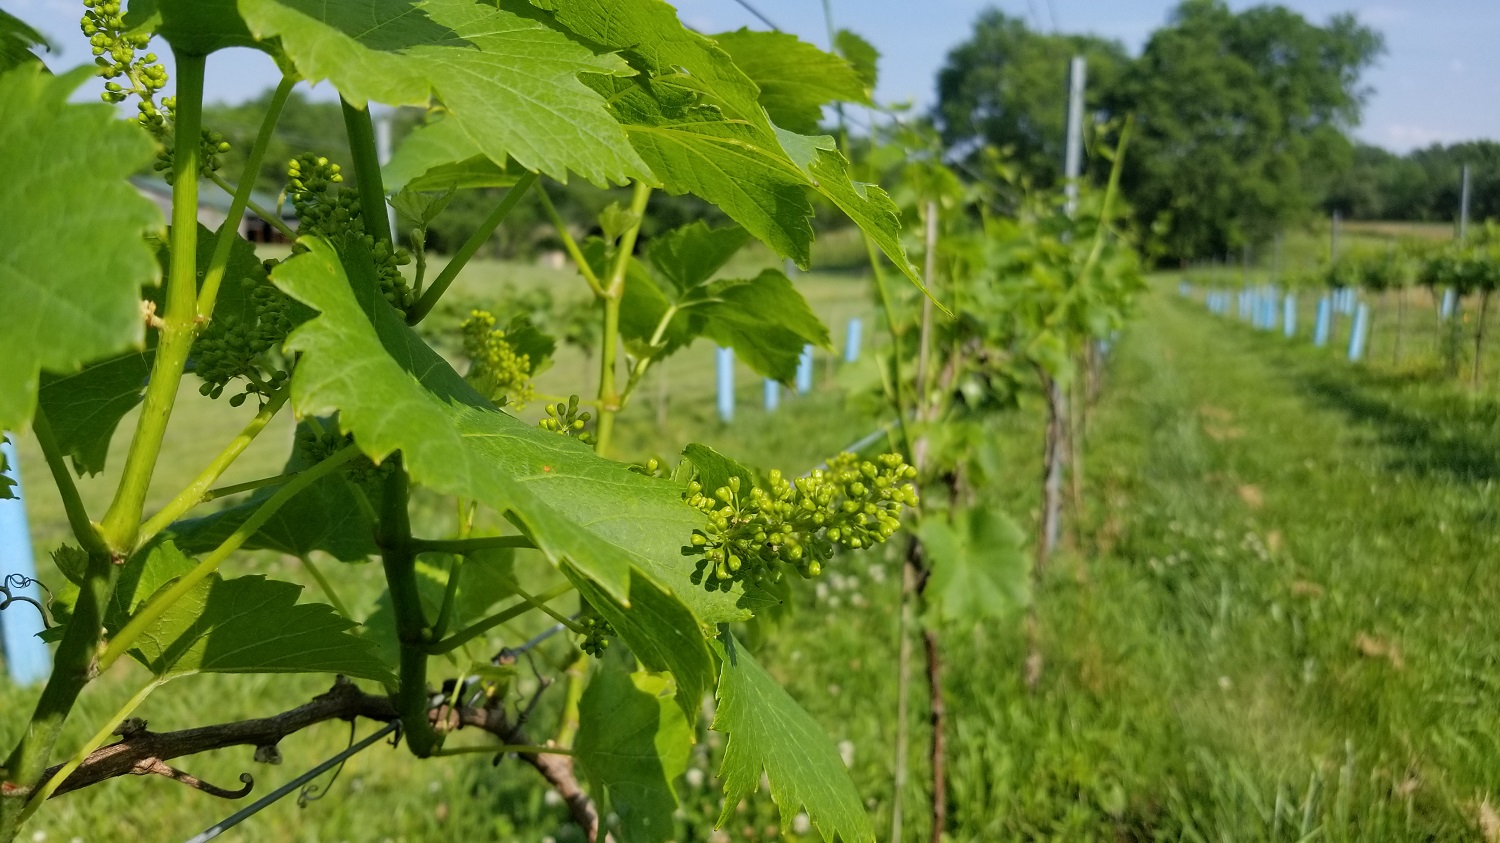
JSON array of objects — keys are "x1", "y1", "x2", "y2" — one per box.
[
  {"x1": 1002, "y1": 290, "x2": 1495, "y2": 839},
  {"x1": 761, "y1": 286, "x2": 1500, "y2": 841}
]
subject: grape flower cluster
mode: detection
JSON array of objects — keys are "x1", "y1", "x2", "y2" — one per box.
[
  {"x1": 686, "y1": 453, "x2": 918, "y2": 591},
  {"x1": 461, "y1": 310, "x2": 535, "y2": 407},
  {"x1": 82, "y1": 0, "x2": 229, "y2": 184},
  {"x1": 538, "y1": 395, "x2": 596, "y2": 445},
  {"x1": 295, "y1": 428, "x2": 388, "y2": 485},
  {"x1": 577, "y1": 602, "x2": 615, "y2": 658},
  {"x1": 194, "y1": 275, "x2": 295, "y2": 406},
  {"x1": 286, "y1": 155, "x2": 413, "y2": 310}
]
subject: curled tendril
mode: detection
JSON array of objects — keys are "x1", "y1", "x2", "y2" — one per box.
[{"x1": 0, "y1": 574, "x2": 54, "y2": 628}]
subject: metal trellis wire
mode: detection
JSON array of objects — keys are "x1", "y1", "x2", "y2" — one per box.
[{"x1": 182, "y1": 721, "x2": 398, "y2": 843}]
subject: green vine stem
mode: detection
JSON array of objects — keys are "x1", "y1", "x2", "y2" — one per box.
[
  {"x1": 593, "y1": 181, "x2": 653, "y2": 457},
  {"x1": 376, "y1": 459, "x2": 442, "y2": 757},
  {"x1": 537, "y1": 186, "x2": 604, "y2": 296},
  {"x1": 339, "y1": 99, "x2": 393, "y2": 246},
  {"x1": 137, "y1": 387, "x2": 290, "y2": 545},
  {"x1": 3, "y1": 53, "x2": 210, "y2": 837},
  {"x1": 14, "y1": 680, "x2": 163, "y2": 826},
  {"x1": 30, "y1": 408, "x2": 107, "y2": 558},
  {"x1": 512, "y1": 586, "x2": 584, "y2": 633},
  {"x1": 424, "y1": 581, "x2": 575, "y2": 655},
  {"x1": 430, "y1": 554, "x2": 465, "y2": 642},
  {"x1": 407, "y1": 172, "x2": 539, "y2": 324},
  {"x1": 100, "y1": 444, "x2": 363, "y2": 672},
  {"x1": 554, "y1": 652, "x2": 588, "y2": 748},
  {"x1": 301, "y1": 556, "x2": 351, "y2": 619},
  {"x1": 864, "y1": 234, "x2": 914, "y2": 458},
  {"x1": 0, "y1": 549, "x2": 116, "y2": 839},
  {"x1": 207, "y1": 173, "x2": 296, "y2": 240},
  {"x1": 98, "y1": 51, "x2": 208, "y2": 555},
  {"x1": 197, "y1": 75, "x2": 295, "y2": 319},
  {"x1": 202, "y1": 472, "x2": 297, "y2": 502}
]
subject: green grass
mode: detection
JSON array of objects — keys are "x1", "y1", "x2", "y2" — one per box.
[{"x1": 6, "y1": 262, "x2": 1500, "y2": 841}]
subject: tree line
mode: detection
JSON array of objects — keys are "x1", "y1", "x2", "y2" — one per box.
[
  {"x1": 935, "y1": 0, "x2": 1404, "y2": 263},
  {"x1": 1327, "y1": 141, "x2": 1500, "y2": 224}
]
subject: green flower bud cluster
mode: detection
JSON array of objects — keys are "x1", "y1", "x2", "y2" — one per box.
[
  {"x1": 287, "y1": 155, "x2": 413, "y2": 310},
  {"x1": 151, "y1": 119, "x2": 231, "y2": 185},
  {"x1": 685, "y1": 453, "x2": 918, "y2": 591},
  {"x1": 577, "y1": 603, "x2": 615, "y2": 658},
  {"x1": 80, "y1": 0, "x2": 224, "y2": 185},
  {"x1": 461, "y1": 310, "x2": 535, "y2": 407},
  {"x1": 295, "y1": 428, "x2": 389, "y2": 485},
  {"x1": 538, "y1": 395, "x2": 596, "y2": 446},
  {"x1": 83, "y1": 0, "x2": 165, "y2": 105},
  {"x1": 194, "y1": 276, "x2": 294, "y2": 405}
]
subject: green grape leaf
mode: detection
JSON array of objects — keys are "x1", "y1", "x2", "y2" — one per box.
[
  {"x1": 519, "y1": 0, "x2": 919, "y2": 290},
  {"x1": 125, "y1": 0, "x2": 261, "y2": 56},
  {"x1": 918, "y1": 507, "x2": 1032, "y2": 627},
  {"x1": 516, "y1": 0, "x2": 767, "y2": 126},
  {"x1": 166, "y1": 420, "x2": 379, "y2": 563},
  {"x1": 501, "y1": 315, "x2": 558, "y2": 378},
  {"x1": 272, "y1": 240, "x2": 745, "y2": 628},
  {"x1": 240, "y1": 0, "x2": 650, "y2": 187},
  {"x1": 710, "y1": 29, "x2": 870, "y2": 134},
  {"x1": 0, "y1": 66, "x2": 161, "y2": 430},
  {"x1": 575, "y1": 657, "x2": 690, "y2": 843},
  {"x1": 383, "y1": 118, "x2": 530, "y2": 193},
  {"x1": 698, "y1": 270, "x2": 831, "y2": 383},
  {"x1": 0, "y1": 10, "x2": 48, "y2": 70},
  {"x1": 593, "y1": 73, "x2": 818, "y2": 268},
  {"x1": 105, "y1": 540, "x2": 197, "y2": 631},
  {"x1": 568, "y1": 568, "x2": 714, "y2": 722},
  {"x1": 834, "y1": 29, "x2": 879, "y2": 93},
  {"x1": 37, "y1": 351, "x2": 152, "y2": 477},
  {"x1": 774, "y1": 128, "x2": 935, "y2": 305},
  {"x1": 680, "y1": 443, "x2": 756, "y2": 498},
  {"x1": 610, "y1": 227, "x2": 827, "y2": 381},
  {"x1": 646, "y1": 222, "x2": 751, "y2": 294},
  {"x1": 127, "y1": 570, "x2": 393, "y2": 682},
  {"x1": 710, "y1": 633, "x2": 874, "y2": 843},
  {"x1": 35, "y1": 223, "x2": 279, "y2": 477}
]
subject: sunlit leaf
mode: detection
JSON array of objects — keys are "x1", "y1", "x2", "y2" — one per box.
[
  {"x1": 0, "y1": 66, "x2": 161, "y2": 430},
  {"x1": 710, "y1": 633, "x2": 874, "y2": 843},
  {"x1": 575, "y1": 656, "x2": 691, "y2": 843},
  {"x1": 240, "y1": 0, "x2": 650, "y2": 186},
  {"x1": 711, "y1": 29, "x2": 870, "y2": 134},
  {"x1": 918, "y1": 506, "x2": 1032, "y2": 626}
]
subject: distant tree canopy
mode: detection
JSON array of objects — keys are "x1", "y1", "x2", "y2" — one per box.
[
  {"x1": 934, "y1": 10, "x2": 1129, "y2": 185},
  {"x1": 1328, "y1": 141, "x2": 1500, "y2": 225},
  {"x1": 935, "y1": 0, "x2": 1385, "y2": 262}
]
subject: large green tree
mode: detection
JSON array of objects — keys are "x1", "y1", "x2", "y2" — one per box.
[
  {"x1": 934, "y1": 10, "x2": 1128, "y2": 185},
  {"x1": 1116, "y1": 0, "x2": 1383, "y2": 260}
]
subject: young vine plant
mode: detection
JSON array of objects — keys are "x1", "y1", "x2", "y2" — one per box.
[{"x1": 0, "y1": 2, "x2": 931, "y2": 842}]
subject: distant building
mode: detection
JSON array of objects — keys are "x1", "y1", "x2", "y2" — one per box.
[{"x1": 132, "y1": 177, "x2": 297, "y2": 244}]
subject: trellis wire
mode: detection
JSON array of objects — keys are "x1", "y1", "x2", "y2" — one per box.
[{"x1": 183, "y1": 721, "x2": 398, "y2": 843}]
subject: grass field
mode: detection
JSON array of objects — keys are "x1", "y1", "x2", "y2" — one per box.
[{"x1": 4, "y1": 255, "x2": 1500, "y2": 840}]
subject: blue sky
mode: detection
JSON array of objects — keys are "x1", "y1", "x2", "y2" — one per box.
[{"x1": 6, "y1": 0, "x2": 1496, "y2": 152}]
